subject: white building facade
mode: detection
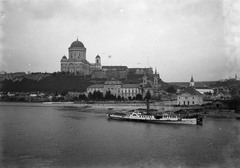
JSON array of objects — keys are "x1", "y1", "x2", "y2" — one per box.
[
  {"x1": 87, "y1": 79, "x2": 142, "y2": 99},
  {"x1": 177, "y1": 92, "x2": 203, "y2": 106}
]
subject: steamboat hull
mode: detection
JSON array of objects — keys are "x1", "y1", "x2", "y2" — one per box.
[{"x1": 108, "y1": 114, "x2": 202, "y2": 125}]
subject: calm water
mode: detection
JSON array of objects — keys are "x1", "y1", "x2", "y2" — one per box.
[{"x1": 0, "y1": 102, "x2": 240, "y2": 168}]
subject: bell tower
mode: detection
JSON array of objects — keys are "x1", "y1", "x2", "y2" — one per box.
[
  {"x1": 143, "y1": 73, "x2": 148, "y2": 86},
  {"x1": 190, "y1": 75, "x2": 195, "y2": 87},
  {"x1": 95, "y1": 55, "x2": 101, "y2": 65}
]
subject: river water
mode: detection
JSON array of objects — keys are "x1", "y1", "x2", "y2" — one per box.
[{"x1": 0, "y1": 102, "x2": 240, "y2": 168}]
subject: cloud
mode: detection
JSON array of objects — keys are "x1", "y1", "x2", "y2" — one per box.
[
  {"x1": 0, "y1": 0, "x2": 234, "y2": 81},
  {"x1": 223, "y1": 0, "x2": 240, "y2": 78}
]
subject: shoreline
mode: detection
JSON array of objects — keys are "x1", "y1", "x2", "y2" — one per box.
[{"x1": 1, "y1": 101, "x2": 240, "y2": 119}]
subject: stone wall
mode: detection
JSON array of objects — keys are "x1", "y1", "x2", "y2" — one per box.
[{"x1": 91, "y1": 70, "x2": 127, "y2": 79}]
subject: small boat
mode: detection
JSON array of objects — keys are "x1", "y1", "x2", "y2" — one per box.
[{"x1": 108, "y1": 110, "x2": 203, "y2": 125}]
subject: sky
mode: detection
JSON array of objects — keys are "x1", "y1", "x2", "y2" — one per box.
[{"x1": 0, "y1": 0, "x2": 240, "y2": 82}]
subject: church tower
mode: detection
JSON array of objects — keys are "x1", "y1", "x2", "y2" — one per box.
[
  {"x1": 143, "y1": 73, "x2": 148, "y2": 86},
  {"x1": 95, "y1": 55, "x2": 101, "y2": 65},
  {"x1": 190, "y1": 75, "x2": 195, "y2": 87}
]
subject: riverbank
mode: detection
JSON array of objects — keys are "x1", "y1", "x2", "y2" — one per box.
[
  {"x1": 1, "y1": 101, "x2": 240, "y2": 118},
  {"x1": 0, "y1": 101, "x2": 183, "y2": 112}
]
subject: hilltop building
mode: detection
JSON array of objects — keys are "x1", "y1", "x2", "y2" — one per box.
[
  {"x1": 60, "y1": 39, "x2": 101, "y2": 75},
  {"x1": 60, "y1": 39, "x2": 155, "y2": 79},
  {"x1": 91, "y1": 66, "x2": 128, "y2": 79}
]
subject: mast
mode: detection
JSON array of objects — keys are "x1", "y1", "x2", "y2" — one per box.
[
  {"x1": 146, "y1": 99, "x2": 150, "y2": 114},
  {"x1": 145, "y1": 90, "x2": 151, "y2": 115}
]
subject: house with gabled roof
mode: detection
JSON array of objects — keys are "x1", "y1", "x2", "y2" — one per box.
[
  {"x1": 177, "y1": 87, "x2": 203, "y2": 106},
  {"x1": 177, "y1": 76, "x2": 203, "y2": 106}
]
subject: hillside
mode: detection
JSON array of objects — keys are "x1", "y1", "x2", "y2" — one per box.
[
  {"x1": 208, "y1": 79, "x2": 240, "y2": 88},
  {"x1": 0, "y1": 74, "x2": 95, "y2": 92},
  {"x1": 168, "y1": 79, "x2": 240, "y2": 93},
  {"x1": 168, "y1": 81, "x2": 216, "y2": 88},
  {"x1": 0, "y1": 73, "x2": 167, "y2": 93}
]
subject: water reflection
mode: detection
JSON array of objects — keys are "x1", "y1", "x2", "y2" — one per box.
[{"x1": 0, "y1": 103, "x2": 240, "y2": 168}]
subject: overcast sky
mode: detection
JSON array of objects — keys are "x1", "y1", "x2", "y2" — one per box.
[{"x1": 0, "y1": 0, "x2": 240, "y2": 82}]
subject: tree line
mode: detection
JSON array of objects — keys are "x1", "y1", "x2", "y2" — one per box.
[
  {"x1": 77, "y1": 90, "x2": 153, "y2": 101},
  {"x1": 79, "y1": 90, "x2": 145, "y2": 101}
]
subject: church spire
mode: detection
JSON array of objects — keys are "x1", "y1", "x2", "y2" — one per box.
[
  {"x1": 143, "y1": 72, "x2": 147, "y2": 86},
  {"x1": 190, "y1": 75, "x2": 195, "y2": 87}
]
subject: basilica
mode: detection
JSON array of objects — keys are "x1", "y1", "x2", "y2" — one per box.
[
  {"x1": 60, "y1": 39, "x2": 101, "y2": 75},
  {"x1": 61, "y1": 39, "x2": 155, "y2": 79}
]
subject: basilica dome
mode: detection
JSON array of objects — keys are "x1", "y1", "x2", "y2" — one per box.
[
  {"x1": 62, "y1": 55, "x2": 67, "y2": 59},
  {"x1": 70, "y1": 39, "x2": 85, "y2": 48}
]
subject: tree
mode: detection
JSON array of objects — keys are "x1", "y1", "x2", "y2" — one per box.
[
  {"x1": 104, "y1": 90, "x2": 116, "y2": 100},
  {"x1": 229, "y1": 87, "x2": 240, "y2": 96},
  {"x1": 88, "y1": 92, "x2": 93, "y2": 100},
  {"x1": 117, "y1": 95, "x2": 122, "y2": 101},
  {"x1": 229, "y1": 95, "x2": 240, "y2": 110},
  {"x1": 144, "y1": 90, "x2": 151, "y2": 100},
  {"x1": 136, "y1": 94, "x2": 142, "y2": 100},
  {"x1": 166, "y1": 86, "x2": 177, "y2": 94},
  {"x1": 61, "y1": 90, "x2": 68, "y2": 96},
  {"x1": 79, "y1": 94, "x2": 87, "y2": 100},
  {"x1": 92, "y1": 90, "x2": 103, "y2": 100}
]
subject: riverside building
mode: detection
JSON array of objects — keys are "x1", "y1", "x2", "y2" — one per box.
[
  {"x1": 177, "y1": 76, "x2": 203, "y2": 106},
  {"x1": 87, "y1": 79, "x2": 141, "y2": 99}
]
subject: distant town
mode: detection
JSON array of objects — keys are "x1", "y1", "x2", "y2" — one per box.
[{"x1": 0, "y1": 39, "x2": 240, "y2": 116}]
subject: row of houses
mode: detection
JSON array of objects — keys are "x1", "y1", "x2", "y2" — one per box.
[
  {"x1": 0, "y1": 91, "x2": 87, "y2": 102},
  {"x1": 1, "y1": 74, "x2": 235, "y2": 106},
  {"x1": 86, "y1": 75, "x2": 205, "y2": 106},
  {"x1": 85, "y1": 75, "x2": 235, "y2": 106}
]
